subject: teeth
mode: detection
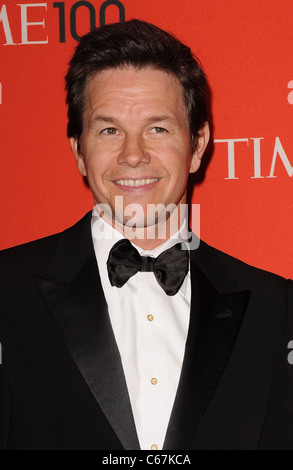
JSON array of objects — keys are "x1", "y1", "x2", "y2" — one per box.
[{"x1": 115, "y1": 178, "x2": 159, "y2": 187}]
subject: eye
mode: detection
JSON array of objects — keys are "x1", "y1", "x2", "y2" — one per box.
[
  {"x1": 101, "y1": 127, "x2": 119, "y2": 135},
  {"x1": 149, "y1": 127, "x2": 168, "y2": 134}
]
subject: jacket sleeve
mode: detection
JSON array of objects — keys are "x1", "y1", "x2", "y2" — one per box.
[
  {"x1": 258, "y1": 279, "x2": 293, "y2": 449},
  {"x1": 0, "y1": 352, "x2": 9, "y2": 449}
]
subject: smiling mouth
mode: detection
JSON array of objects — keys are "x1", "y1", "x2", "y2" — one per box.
[{"x1": 114, "y1": 178, "x2": 160, "y2": 187}]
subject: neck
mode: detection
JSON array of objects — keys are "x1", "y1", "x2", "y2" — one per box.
[
  {"x1": 123, "y1": 226, "x2": 173, "y2": 250},
  {"x1": 97, "y1": 205, "x2": 187, "y2": 250},
  {"x1": 122, "y1": 208, "x2": 185, "y2": 250}
]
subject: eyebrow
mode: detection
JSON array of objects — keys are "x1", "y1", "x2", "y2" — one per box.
[
  {"x1": 145, "y1": 115, "x2": 177, "y2": 124},
  {"x1": 89, "y1": 114, "x2": 178, "y2": 127},
  {"x1": 89, "y1": 115, "x2": 119, "y2": 128}
]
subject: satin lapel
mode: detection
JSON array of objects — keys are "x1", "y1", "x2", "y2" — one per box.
[
  {"x1": 34, "y1": 215, "x2": 140, "y2": 450},
  {"x1": 163, "y1": 257, "x2": 251, "y2": 450}
]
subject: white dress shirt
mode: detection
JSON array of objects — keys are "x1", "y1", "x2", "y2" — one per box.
[{"x1": 91, "y1": 208, "x2": 191, "y2": 451}]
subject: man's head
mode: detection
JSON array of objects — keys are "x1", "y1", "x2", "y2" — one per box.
[
  {"x1": 66, "y1": 19, "x2": 208, "y2": 153},
  {"x1": 66, "y1": 20, "x2": 210, "y2": 245}
]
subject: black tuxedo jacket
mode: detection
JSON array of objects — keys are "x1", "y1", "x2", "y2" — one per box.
[{"x1": 1, "y1": 211, "x2": 293, "y2": 450}]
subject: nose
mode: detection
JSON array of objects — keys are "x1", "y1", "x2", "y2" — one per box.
[{"x1": 117, "y1": 134, "x2": 150, "y2": 167}]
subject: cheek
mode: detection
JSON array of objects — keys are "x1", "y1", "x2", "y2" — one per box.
[
  {"x1": 84, "y1": 141, "x2": 119, "y2": 173},
  {"x1": 168, "y1": 152, "x2": 193, "y2": 180},
  {"x1": 87, "y1": 167, "x2": 106, "y2": 189},
  {"x1": 83, "y1": 149, "x2": 107, "y2": 177}
]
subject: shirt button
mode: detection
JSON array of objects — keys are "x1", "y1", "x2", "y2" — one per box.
[
  {"x1": 147, "y1": 314, "x2": 154, "y2": 322},
  {"x1": 151, "y1": 444, "x2": 158, "y2": 450},
  {"x1": 151, "y1": 377, "x2": 158, "y2": 385}
]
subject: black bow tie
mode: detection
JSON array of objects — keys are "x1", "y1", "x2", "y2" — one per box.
[{"x1": 107, "y1": 239, "x2": 189, "y2": 296}]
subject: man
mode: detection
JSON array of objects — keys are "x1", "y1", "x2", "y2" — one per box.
[{"x1": 0, "y1": 20, "x2": 293, "y2": 450}]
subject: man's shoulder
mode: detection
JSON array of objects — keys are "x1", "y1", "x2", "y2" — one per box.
[
  {"x1": 0, "y1": 232, "x2": 62, "y2": 279},
  {"x1": 0, "y1": 211, "x2": 92, "y2": 280},
  {"x1": 195, "y1": 239, "x2": 289, "y2": 292}
]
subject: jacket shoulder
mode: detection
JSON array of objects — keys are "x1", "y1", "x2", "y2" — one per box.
[
  {"x1": 0, "y1": 233, "x2": 61, "y2": 280},
  {"x1": 195, "y1": 240, "x2": 288, "y2": 292},
  {"x1": 0, "y1": 211, "x2": 92, "y2": 282}
]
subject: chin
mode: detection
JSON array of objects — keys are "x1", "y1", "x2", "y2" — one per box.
[{"x1": 122, "y1": 217, "x2": 151, "y2": 229}]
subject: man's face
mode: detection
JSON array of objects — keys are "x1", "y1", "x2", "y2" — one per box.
[{"x1": 71, "y1": 66, "x2": 209, "y2": 232}]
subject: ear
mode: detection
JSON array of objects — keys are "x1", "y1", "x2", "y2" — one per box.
[
  {"x1": 190, "y1": 122, "x2": 210, "y2": 173},
  {"x1": 70, "y1": 137, "x2": 87, "y2": 177}
]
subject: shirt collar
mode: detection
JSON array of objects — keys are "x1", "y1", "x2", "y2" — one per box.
[{"x1": 91, "y1": 208, "x2": 190, "y2": 294}]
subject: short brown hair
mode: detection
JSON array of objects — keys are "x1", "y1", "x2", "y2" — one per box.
[{"x1": 65, "y1": 19, "x2": 208, "y2": 152}]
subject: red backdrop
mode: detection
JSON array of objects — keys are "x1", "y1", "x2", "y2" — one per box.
[{"x1": 1, "y1": 0, "x2": 292, "y2": 278}]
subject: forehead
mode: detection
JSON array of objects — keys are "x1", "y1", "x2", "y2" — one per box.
[{"x1": 83, "y1": 66, "x2": 187, "y2": 116}]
